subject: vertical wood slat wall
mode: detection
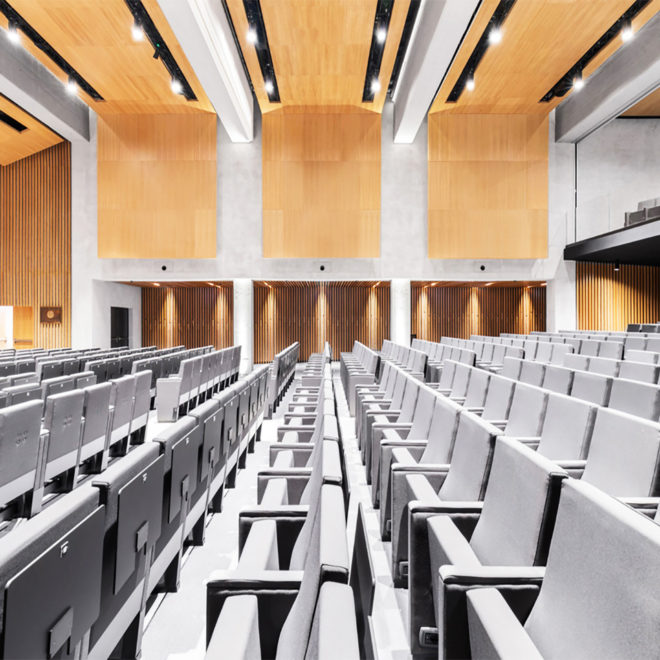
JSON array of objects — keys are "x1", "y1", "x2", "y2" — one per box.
[
  {"x1": 0, "y1": 142, "x2": 71, "y2": 347},
  {"x1": 411, "y1": 283, "x2": 546, "y2": 341},
  {"x1": 577, "y1": 262, "x2": 660, "y2": 330},
  {"x1": 141, "y1": 285, "x2": 234, "y2": 349},
  {"x1": 254, "y1": 282, "x2": 390, "y2": 362}
]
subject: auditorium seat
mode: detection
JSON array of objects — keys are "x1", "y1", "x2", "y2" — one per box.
[
  {"x1": 3, "y1": 382, "x2": 42, "y2": 406},
  {"x1": 608, "y1": 377, "x2": 660, "y2": 420},
  {"x1": 79, "y1": 382, "x2": 112, "y2": 469},
  {"x1": 618, "y1": 359, "x2": 660, "y2": 384},
  {"x1": 570, "y1": 370, "x2": 613, "y2": 406},
  {"x1": 109, "y1": 376, "x2": 137, "y2": 453},
  {"x1": 470, "y1": 375, "x2": 516, "y2": 424},
  {"x1": 519, "y1": 360, "x2": 546, "y2": 387},
  {"x1": 541, "y1": 364, "x2": 574, "y2": 394},
  {"x1": 408, "y1": 438, "x2": 567, "y2": 658},
  {"x1": 130, "y1": 370, "x2": 152, "y2": 443},
  {"x1": 466, "y1": 479, "x2": 660, "y2": 660},
  {"x1": 586, "y1": 355, "x2": 620, "y2": 377}
]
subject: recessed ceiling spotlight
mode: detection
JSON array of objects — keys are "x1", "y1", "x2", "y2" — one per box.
[
  {"x1": 247, "y1": 28, "x2": 258, "y2": 45},
  {"x1": 6, "y1": 21, "x2": 20, "y2": 45},
  {"x1": 488, "y1": 27, "x2": 502, "y2": 45},
  {"x1": 131, "y1": 21, "x2": 144, "y2": 42},
  {"x1": 573, "y1": 71, "x2": 585, "y2": 91},
  {"x1": 153, "y1": 282, "x2": 160, "y2": 287},
  {"x1": 375, "y1": 26, "x2": 387, "y2": 44},
  {"x1": 66, "y1": 77, "x2": 78, "y2": 95},
  {"x1": 171, "y1": 78, "x2": 183, "y2": 95},
  {"x1": 264, "y1": 79, "x2": 274, "y2": 94},
  {"x1": 466, "y1": 75, "x2": 475, "y2": 92},
  {"x1": 621, "y1": 20, "x2": 634, "y2": 42},
  {"x1": 371, "y1": 78, "x2": 381, "y2": 94}
]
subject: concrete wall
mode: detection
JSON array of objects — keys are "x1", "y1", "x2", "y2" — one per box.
[
  {"x1": 576, "y1": 117, "x2": 660, "y2": 241},
  {"x1": 91, "y1": 281, "x2": 141, "y2": 350}
]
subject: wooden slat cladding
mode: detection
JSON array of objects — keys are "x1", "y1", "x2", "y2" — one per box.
[
  {"x1": 0, "y1": 142, "x2": 71, "y2": 348},
  {"x1": 141, "y1": 285, "x2": 233, "y2": 349},
  {"x1": 412, "y1": 282, "x2": 546, "y2": 341},
  {"x1": 254, "y1": 282, "x2": 390, "y2": 362},
  {"x1": 577, "y1": 262, "x2": 660, "y2": 330}
]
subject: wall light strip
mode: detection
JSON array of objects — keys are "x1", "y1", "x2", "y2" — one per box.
[
  {"x1": 540, "y1": 0, "x2": 651, "y2": 103},
  {"x1": 242, "y1": 0, "x2": 280, "y2": 102},
  {"x1": 362, "y1": 0, "x2": 395, "y2": 102},
  {"x1": 446, "y1": 0, "x2": 517, "y2": 103},
  {"x1": 0, "y1": 0, "x2": 104, "y2": 100},
  {"x1": 123, "y1": 0, "x2": 197, "y2": 101}
]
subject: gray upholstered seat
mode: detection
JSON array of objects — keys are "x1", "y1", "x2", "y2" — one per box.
[
  {"x1": 541, "y1": 364, "x2": 574, "y2": 394},
  {"x1": 466, "y1": 479, "x2": 660, "y2": 660},
  {"x1": 570, "y1": 370, "x2": 612, "y2": 406},
  {"x1": 608, "y1": 377, "x2": 660, "y2": 420},
  {"x1": 618, "y1": 359, "x2": 660, "y2": 384}
]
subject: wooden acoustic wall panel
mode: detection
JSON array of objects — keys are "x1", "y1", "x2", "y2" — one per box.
[
  {"x1": 0, "y1": 142, "x2": 71, "y2": 348},
  {"x1": 428, "y1": 113, "x2": 548, "y2": 259},
  {"x1": 577, "y1": 262, "x2": 660, "y2": 330},
  {"x1": 412, "y1": 282, "x2": 546, "y2": 341},
  {"x1": 0, "y1": 95, "x2": 63, "y2": 166},
  {"x1": 263, "y1": 110, "x2": 380, "y2": 258},
  {"x1": 141, "y1": 285, "x2": 233, "y2": 349},
  {"x1": 97, "y1": 114, "x2": 217, "y2": 258},
  {"x1": 254, "y1": 281, "x2": 389, "y2": 362}
]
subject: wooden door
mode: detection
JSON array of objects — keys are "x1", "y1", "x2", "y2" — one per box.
[{"x1": 13, "y1": 306, "x2": 34, "y2": 349}]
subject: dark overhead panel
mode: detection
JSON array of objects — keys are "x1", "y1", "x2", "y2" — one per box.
[
  {"x1": 387, "y1": 0, "x2": 421, "y2": 98},
  {"x1": 362, "y1": 0, "x2": 395, "y2": 102},
  {"x1": 541, "y1": 0, "x2": 651, "y2": 103},
  {"x1": 0, "y1": 0, "x2": 104, "y2": 100},
  {"x1": 124, "y1": 0, "x2": 197, "y2": 101},
  {"x1": 564, "y1": 219, "x2": 660, "y2": 267},
  {"x1": 243, "y1": 0, "x2": 280, "y2": 103},
  {"x1": 446, "y1": 0, "x2": 517, "y2": 103},
  {"x1": 0, "y1": 109, "x2": 27, "y2": 132}
]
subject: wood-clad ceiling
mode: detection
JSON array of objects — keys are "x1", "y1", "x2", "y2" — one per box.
[
  {"x1": 0, "y1": 95, "x2": 63, "y2": 165},
  {"x1": 225, "y1": 0, "x2": 410, "y2": 112},
  {"x1": 430, "y1": 0, "x2": 660, "y2": 115},
  {"x1": 622, "y1": 85, "x2": 660, "y2": 117},
  {"x1": 1, "y1": 0, "x2": 213, "y2": 114}
]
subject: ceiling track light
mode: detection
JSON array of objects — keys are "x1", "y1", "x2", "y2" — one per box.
[
  {"x1": 66, "y1": 76, "x2": 78, "y2": 95},
  {"x1": 466, "y1": 74, "x2": 475, "y2": 92},
  {"x1": 264, "y1": 79, "x2": 274, "y2": 94},
  {"x1": 621, "y1": 19, "x2": 634, "y2": 42},
  {"x1": 540, "y1": 0, "x2": 650, "y2": 103},
  {"x1": 246, "y1": 27, "x2": 258, "y2": 44},
  {"x1": 131, "y1": 20, "x2": 144, "y2": 41},
  {"x1": 242, "y1": 1, "x2": 280, "y2": 102},
  {"x1": 171, "y1": 78, "x2": 183, "y2": 95},
  {"x1": 614, "y1": 260, "x2": 621, "y2": 272},
  {"x1": 362, "y1": 0, "x2": 395, "y2": 102},
  {"x1": 388, "y1": 0, "x2": 422, "y2": 100},
  {"x1": 6, "y1": 19, "x2": 19, "y2": 44},
  {"x1": 572, "y1": 70, "x2": 585, "y2": 91},
  {"x1": 488, "y1": 26, "x2": 503, "y2": 45}
]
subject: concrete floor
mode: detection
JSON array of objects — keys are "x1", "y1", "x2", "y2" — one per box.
[{"x1": 142, "y1": 364, "x2": 410, "y2": 659}]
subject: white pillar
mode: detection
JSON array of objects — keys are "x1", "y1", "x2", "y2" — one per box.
[
  {"x1": 233, "y1": 278, "x2": 253, "y2": 374},
  {"x1": 546, "y1": 260, "x2": 577, "y2": 331},
  {"x1": 390, "y1": 279, "x2": 411, "y2": 346}
]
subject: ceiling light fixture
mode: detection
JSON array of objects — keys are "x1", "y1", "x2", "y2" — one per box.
[
  {"x1": 131, "y1": 21, "x2": 144, "y2": 42},
  {"x1": 614, "y1": 260, "x2": 620, "y2": 272},
  {"x1": 621, "y1": 19, "x2": 634, "y2": 42},
  {"x1": 171, "y1": 78, "x2": 183, "y2": 95},
  {"x1": 371, "y1": 78, "x2": 381, "y2": 94},
  {"x1": 6, "y1": 20, "x2": 19, "y2": 44},
  {"x1": 66, "y1": 77, "x2": 78, "y2": 95},
  {"x1": 246, "y1": 28, "x2": 258, "y2": 44},
  {"x1": 573, "y1": 71, "x2": 585, "y2": 91},
  {"x1": 488, "y1": 26, "x2": 502, "y2": 45},
  {"x1": 153, "y1": 282, "x2": 160, "y2": 287},
  {"x1": 466, "y1": 75, "x2": 475, "y2": 92},
  {"x1": 264, "y1": 79, "x2": 274, "y2": 94},
  {"x1": 375, "y1": 26, "x2": 387, "y2": 44}
]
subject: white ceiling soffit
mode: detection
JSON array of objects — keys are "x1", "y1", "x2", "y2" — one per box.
[
  {"x1": 392, "y1": 0, "x2": 480, "y2": 144},
  {"x1": 157, "y1": 0, "x2": 254, "y2": 142},
  {"x1": 555, "y1": 12, "x2": 660, "y2": 144}
]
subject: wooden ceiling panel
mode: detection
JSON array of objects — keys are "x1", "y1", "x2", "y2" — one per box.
[
  {"x1": 430, "y1": 0, "x2": 660, "y2": 115},
  {"x1": 1, "y1": 0, "x2": 213, "y2": 114},
  {"x1": 226, "y1": 0, "x2": 410, "y2": 112},
  {"x1": 622, "y1": 85, "x2": 660, "y2": 116},
  {"x1": 0, "y1": 95, "x2": 63, "y2": 165}
]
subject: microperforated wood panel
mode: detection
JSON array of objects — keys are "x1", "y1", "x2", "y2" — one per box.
[
  {"x1": 254, "y1": 281, "x2": 390, "y2": 362},
  {"x1": 141, "y1": 284, "x2": 233, "y2": 349},
  {"x1": 262, "y1": 110, "x2": 380, "y2": 258},
  {"x1": 0, "y1": 142, "x2": 71, "y2": 348},
  {"x1": 576, "y1": 262, "x2": 660, "y2": 330},
  {"x1": 411, "y1": 282, "x2": 546, "y2": 341}
]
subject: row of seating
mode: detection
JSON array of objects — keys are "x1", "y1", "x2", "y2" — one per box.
[
  {"x1": 340, "y1": 341, "x2": 381, "y2": 415},
  {"x1": 265, "y1": 342, "x2": 300, "y2": 418},
  {"x1": 0, "y1": 353, "x2": 269, "y2": 659},
  {"x1": 155, "y1": 346, "x2": 241, "y2": 422},
  {"x1": 205, "y1": 358, "x2": 361, "y2": 659},
  {"x1": 347, "y1": 340, "x2": 660, "y2": 658}
]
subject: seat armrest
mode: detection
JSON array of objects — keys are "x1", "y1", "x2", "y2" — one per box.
[
  {"x1": 205, "y1": 595, "x2": 261, "y2": 659},
  {"x1": 257, "y1": 469, "x2": 312, "y2": 504},
  {"x1": 269, "y1": 444, "x2": 314, "y2": 467},
  {"x1": 618, "y1": 496, "x2": 660, "y2": 515},
  {"x1": 554, "y1": 459, "x2": 586, "y2": 478},
  {"x1": 507, "y1": 436, "x2": 541, "y2": 449},
  {"x1": 466, "y1": 589, "x2": 543, "y2": 660},
  {"x1": 486, "y1": 420, "x2": 508, "y2": 430}
]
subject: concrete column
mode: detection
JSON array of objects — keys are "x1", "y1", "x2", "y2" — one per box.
[
  {"x1": 390, "y1": 279, "x2": 411, "y2": 346},
  {"x1": 546, "y1": 261, "x2": 577, "y2": 332},
  {"x1": 233, "y1": 278, "x2": 253, "y2": 373}
]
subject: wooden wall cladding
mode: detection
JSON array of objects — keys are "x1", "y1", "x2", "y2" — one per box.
[
  {"x1": 576, "y1": 262, "x2": 660, "y2": 330},
  {"x1": 428, "y1": 113, "x2": 548, "y2": 259},
  {"x1": 262, "y1": 110, "x2": 381, "y2": 258},
  {"x1": 141, "y1": 285, "x2": 233, "y2": 349},
  {"x1": 97, "y1": 114, "x2": 217, "y2": 259},
  {"x1": 411, "y1": 282, "x2": 546, "y2": 341},
  {"x1": 254, "y1": 282, "x2": 390, "y2": 362},
  {"x1": 0, "y1": 142, "x2": 71, "y2": 348}
]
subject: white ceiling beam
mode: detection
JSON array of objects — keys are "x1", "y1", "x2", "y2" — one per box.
[
  {"x1": 157, "y1": 0, "x2": 255, "y2": 142},
  {"x1": 392, "y1": 0, "x2": 480, "y2": 144}
]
